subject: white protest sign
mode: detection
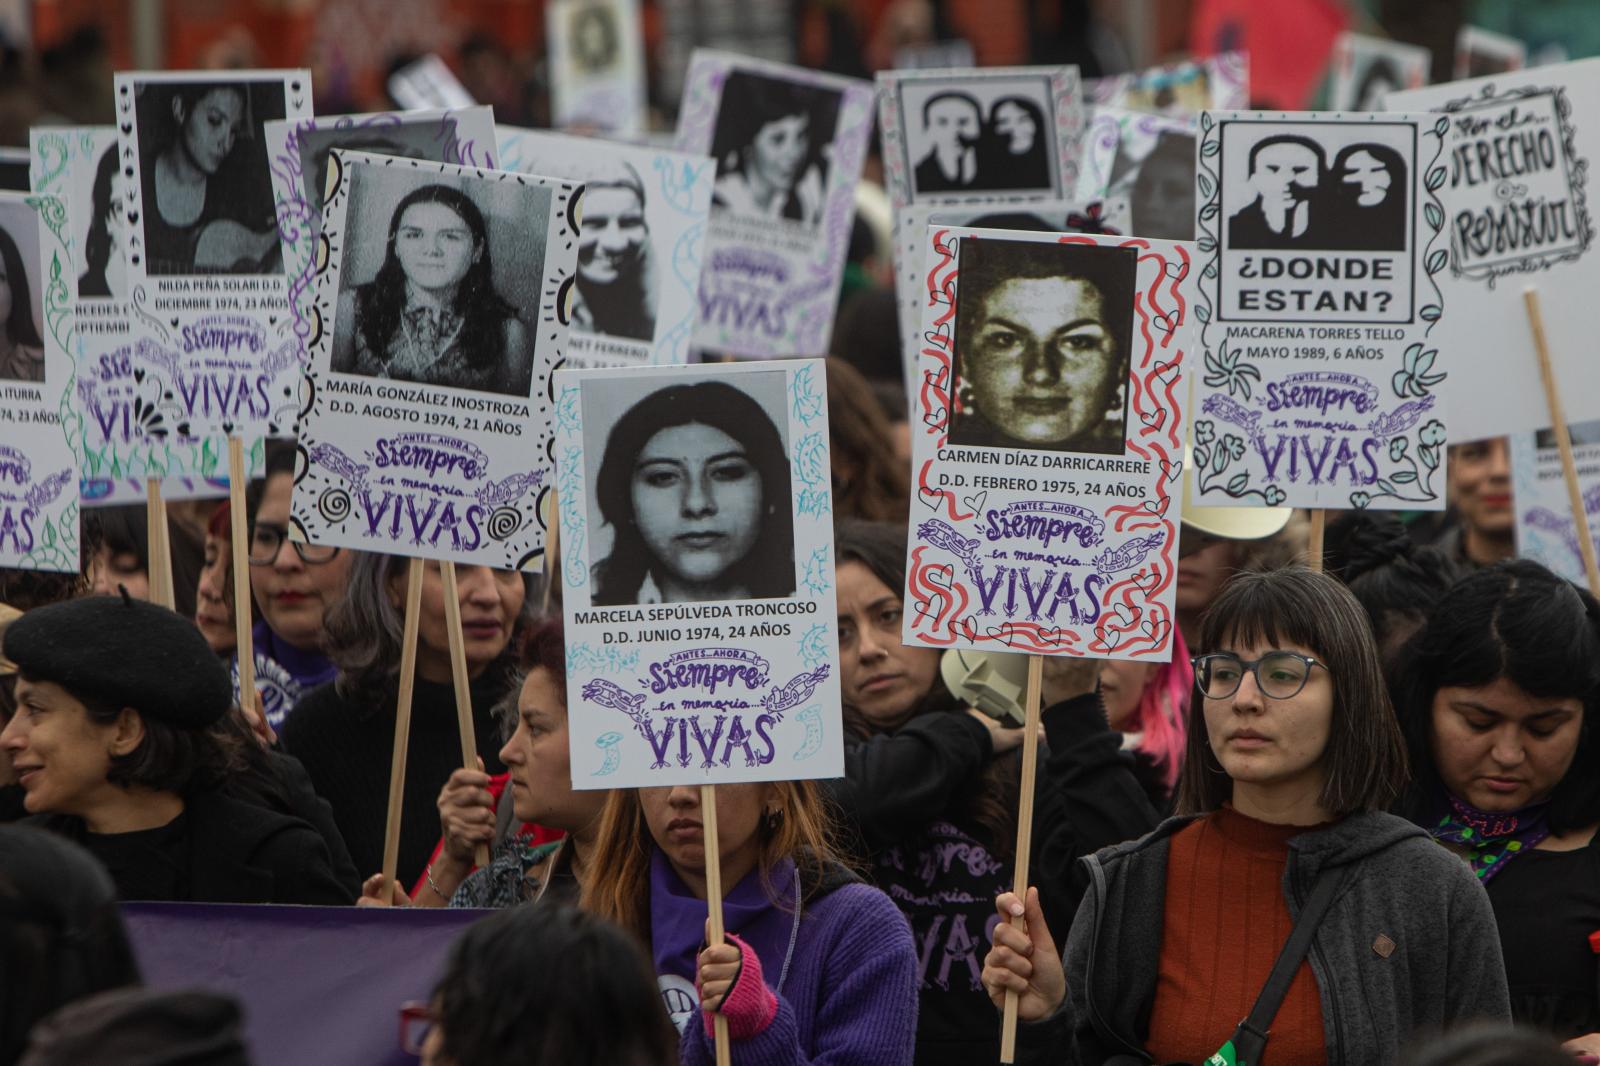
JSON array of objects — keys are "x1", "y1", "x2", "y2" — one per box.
[
  {"x1": 892, "y1": 197, "x2": 1130, "y2": 394},
  {"x1": 106, "y1": 71, "x2": 311, "y2": 499},
  {"x1": 903, "y1": 226, "x2": 1195, "y2": 661},
  {"x1": 1076, "y1": 108, "x2": 1197, "y2": 240},
  {"x1": 1388, "y1": 59, "x2": 1600, "y2": 440},
  {"x1": 555, "y1": 359, "x2": 842, "y2": 787},
  {"x1": 290, "y1": 152, "x2": 579, "y2": 570},
  {"x1": 0, "y1": 134, "x2": 82, "y2": 570},
  {"x1": 1328, "y1": 32, "x2": 1430, "y2": 112},
  {"x1": 495, "y1": 127, "x2": 714, "y2": 369},
  {"x1": 876, "y1": 65, "x2": 1086, "y2": 209},
  {"x1": 1085, "y1": 52, "x2": 1248, "y2": 118},
  {"x1": 264, "y1": 108, "x2": 499, "y2": 427},
  {"x1": 548, "y1": 0, "x2": 648, "y2": 138},
  {"x1": 1455, "y1": 25, "x2": 1526, "y2": 81},
  {"x1": 1511, "y1": 420, "x2": 1600, "y2": 585},
  {"x1": 1191, "y1": 110, "x2": 1450, "y2": 511},
  {"x1": 674, "y1": 50, "x2": 872, "y2": 358}
]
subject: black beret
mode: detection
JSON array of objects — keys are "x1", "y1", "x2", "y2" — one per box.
[{"x1": 4, "y1": 593, "x2": 233, "y2": 728}]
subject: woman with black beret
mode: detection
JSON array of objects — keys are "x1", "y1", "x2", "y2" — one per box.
[{"x1": 0, "y1": 593, "x2": 350, "y2": 904}]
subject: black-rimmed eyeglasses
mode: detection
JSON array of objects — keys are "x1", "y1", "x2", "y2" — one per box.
[
  {"x1": 1191, "y1": 651, "x2": 1326, "y2": 700},
  {"x1": 247, "y1": 523, "x2": 341, "y2": 566}
]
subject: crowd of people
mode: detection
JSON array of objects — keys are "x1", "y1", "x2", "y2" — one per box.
[{"x1": 0, "y1": 404, "x2": 1588, "y2": 1065}]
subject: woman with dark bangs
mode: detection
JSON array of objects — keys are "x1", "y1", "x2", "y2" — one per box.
[
  {"x1": 591, "y1": 380, "x2": 794, "y2": 606},
  {"x1": 331, "y1": 182, "x2": 534, "y2": 398},
  {"x1": 984, "y1": 566, "x2": 1509, "y2": 1065},
  {"x1": 833, "y1": 519, "x2": 1159, "y2": 1066},
  {"x1": 1394, "y1": 560, "x2": 1600, "y2": 1055},
  {"x1": 0, "y1": 217, "x2": 42, "y2": 383}
]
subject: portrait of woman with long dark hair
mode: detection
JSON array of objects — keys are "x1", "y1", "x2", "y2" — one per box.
[
  {"x1": 710, "y1": 70, "x2": 842, "y2": 230},
  {"x1": 331, "y1": 181, "x2": 535, "y2": 397},
  {"x1": 978, "y1": 95, "x2": 1052, "y2": 192},
  {"x1": 78, "y1": 145, "x2": 127, "y2": 299},
  {"x1": 0, "y1": 203, "x2": 43, "y2": 383},
  {"x1": 133, "y1": 80, "x2": 285, "y2": 276},
  {"x1": 588, "y1": 378, "x2": 795, "y2": 606}
]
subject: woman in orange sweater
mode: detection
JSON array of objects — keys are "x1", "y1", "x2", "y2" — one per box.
[{"x1": 982, "y1": 566, "x2": 1510, "y2": 1065}]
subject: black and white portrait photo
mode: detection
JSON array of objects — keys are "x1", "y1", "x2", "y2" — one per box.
[
  {"x1": 950, "y1": 238, "x2": 1136, "y2": 455},
  {"x1": 75, "y1": 141, "x2": 128, "y2": 300},
  {"x1": 571, "y1": 159, "x2": 655, "y2": 342},
  {"x1": 898, "y1": 76, "x2": 1058, "y2": 199},
  {"x1": 1225, "y1": 128, "x2": 1411, "y2": 253},
  {"x1": 295, "y1": 119, "x2": 465, "y2": 213},
  {"x1": 128, "y1": 77, "x2": 288, "y2": 276},
  {"x1": 329, "y1": 161, "x2": 548, "y2": 398},
  {"x1": 710, "y1": 69, "x2": 842, "y2": 230},
  {"x1": 0, "y1": 198, "x2": 44, "y2": 383},
  {"x1": 1109, "y1": 125, "x2": 1197, "y2": 242},
  {"x1": 582, "y1": 370, "x2": 795, "y2": 606}
]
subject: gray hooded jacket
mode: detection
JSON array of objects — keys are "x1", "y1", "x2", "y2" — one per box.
[{"x1": 1021, "y1": 810, "x2": 1511, "y2": 1065}]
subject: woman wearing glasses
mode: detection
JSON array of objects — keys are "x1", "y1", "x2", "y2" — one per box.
[
  {"x1": 1393, "y1": 561, "x2": 1600, "y2": 1057},
  {"x1": 983, "y1": 566, "x2": 1510, "y2": 1065},
  {"x1": 244, "y1": 446, "x2": 354, "y2": 700}
]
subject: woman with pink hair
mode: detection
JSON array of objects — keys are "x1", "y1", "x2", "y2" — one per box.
[{"x1": 1097, "y1": 633, "x2": 1191, "y2": 810}]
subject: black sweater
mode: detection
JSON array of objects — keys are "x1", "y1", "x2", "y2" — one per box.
[
  {"x1": 825, "y1": 693, "x2": 1162, "y2": 1066},
  {"x1": 280, "y1": 670, "x2": 511, "y2": 887}
]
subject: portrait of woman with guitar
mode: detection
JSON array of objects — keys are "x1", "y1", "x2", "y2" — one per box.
[{"x1": 135, "y1": 80, "x2": 285, "y2": 276}]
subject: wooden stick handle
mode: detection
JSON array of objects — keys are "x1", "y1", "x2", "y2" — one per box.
[
  {"x1": 1525, "y1": 287, "x2": 1600, "y2": 598},
  {"x1": 1000, "y1": 654, "x2": 1045, "y2": 1064},
  {"x1": 542, "y1": 489, "x2": 559, "y2": 614},
  {"x1": 1307, "y1": 509, "x2": 1326, "y2": 573},
  {"x1": 701, "y1": 783, "x2": 732, "y2": 1066},
  {"x1": 227, "y1": 438, "x2": 259, "y2": 723},
  {"x1": 379, "y1": 557, "x2": 426, "y2": 904},
  {"x1": 145, "y1": 477, "x2": 175, "y2": 610},
  {"x1": 440, "y1": 561, "x2": 491, "y2": 869}
]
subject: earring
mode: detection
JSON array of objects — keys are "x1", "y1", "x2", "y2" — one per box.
[{"x1": 762, "y1": 807, "x2": 785, "y2": 835}]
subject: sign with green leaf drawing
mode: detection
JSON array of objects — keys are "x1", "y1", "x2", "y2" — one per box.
[{"x1": 1191, "y1": 109, "x2": 1450, "y2": 510}]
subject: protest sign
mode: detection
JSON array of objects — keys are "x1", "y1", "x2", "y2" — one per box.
[
  {"x1": 104, "y1": 71, "x2": 312, "y2": 501},
  {"x1": 903, "y1": 226, "x2": 1194, "y2": 661},
  {"x1": 387, "y1": 55, "x2": 476, "y2": 110},
  {"x1": 892, "y1": 197, "x2": 1130, "y2": 393},
  {"x1": 1456, "y1": 25, "x2": 1526, "y2": 81},
  {"x1": 264, "y1": 107, "x2": 498, "y2": 421},
  {"x1": 48, "y1": 126, "x2": 239, "y2": 504},
  {"x1": 1191, "y1": 110, "x2": 1450, "y2": 511},
  {"x1": 291, "y1": 151, "x2": 579, "y2": 571},
  {"x1": 1077, "y1": 108, "x2": 1198, "y2": 240},
  {"x1": 675, "y1": 50, "x2": 872, "y2": 358},
  {"x1": 876, "y1": 66, "x2": 1085, "y2": 209},
  {"x1": 0, "y1": 134, "x2": 82, "y2": 572},
  {"x1": 1085, "y1": 52, "x2": 1248, "y2": 118},
  {"x1": 555, "y1": 359, "x2": 842, "y2": 788},
  {"x1": 495, "y1": 127, "x2": 714, "y2": 369},
  {"x1": 1328, "y1": 32, "x2": 1430, "y2": 112},
  {"x1": 124, "y1": 903, "x2": 481, "y2": 1066},
  {"x1": 1511, "y1": 420, "x2": 1600, "y2": 586},
  {"x1": 1388, "y1": 59, "x2": 1600, "y2": 440},
  {"x1": 548, "y1": 0, "x2": 648, "y2": 137}
]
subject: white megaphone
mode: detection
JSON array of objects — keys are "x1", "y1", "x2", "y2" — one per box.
[{"x1": 941, "y1": 648, "x2": 1033, "y2": 727}]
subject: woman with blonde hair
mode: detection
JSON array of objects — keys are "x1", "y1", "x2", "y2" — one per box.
[{"x1": 582, "y1": 780, "x2": 917, "y2": 1064}]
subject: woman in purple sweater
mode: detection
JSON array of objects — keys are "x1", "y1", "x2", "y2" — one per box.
[{"x1": 582, "y1": 781, "x2": 918, "y2": 1065}]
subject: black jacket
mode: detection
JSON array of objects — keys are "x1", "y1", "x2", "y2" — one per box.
[
  {"x1": 825, "y1": 692, "x2": 1161, "y2": 1066},
  {"x1": 32, "y1": 790, "x2": 353, "y2": 905},
  {"x1": 228, "y1": 749, "x2": 362, "y2": 898}
]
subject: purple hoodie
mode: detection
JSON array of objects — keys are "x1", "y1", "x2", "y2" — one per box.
[{"x1": 649, "y1": 847, "x2": 919, "y2": 1066}]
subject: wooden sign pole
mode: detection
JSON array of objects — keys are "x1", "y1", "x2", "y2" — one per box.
[
  {"x1": 440, "y1": 560, "x2": 492, "y2": 869},
  {"x1": 701, "y1": 783, "x2": 732, "y2": 1066},
  {"x1": 378, "y1": 557, "x2": 426, "y2": 904},
  {"x1": 145, "y1": 477, "x2": 174, "y2": 609},
  {"x1": 1525, "y1": 287, "x2": 1600, "y2": 598},
  {"x1": 227, "y1": 439, "x2": 259, "y2": 722},
  {"x1": 542, "y1": 491, "x2": 559, "y2": 614},
  {"x1": 999, "y1": 654, "x2": 1045, "y2": 1064},
  {"x1": 1307, "y1": 509, "x2": 1326, "y2": 573}
]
